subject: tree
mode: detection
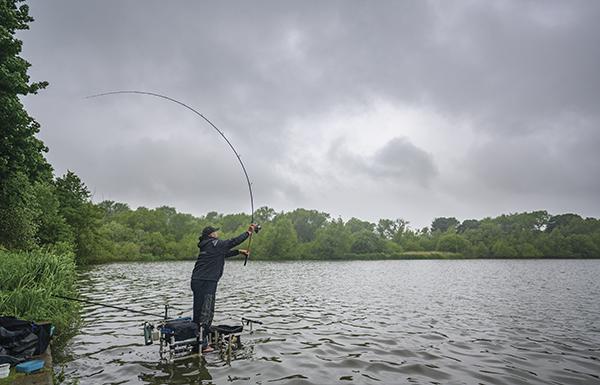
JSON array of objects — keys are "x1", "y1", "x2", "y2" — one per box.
[
  {"x1": 55, "y1": 171, "x2": 101, "y2": 263},
  {"x1": 431, "y1": 217, "x2": 459, "y2": 233},
  {"x1": 376, "y1": 218, "x2": 407, "y2": 239},
  {"x1": 311, "y1": 219, "x2": 351, "y2": 259},
  {"x1": 0, "y1": 0, "x2": 50, "y2": 249},
  {"x1": 285, "y1": 209, "x2": 330, "y2": 243},
  {"x1": 168, "y1": 212, "x2": 198, "y2": 241},
  {"x1": 205, "y1": 211, "x2": 220, "y2": 221},
  {"x1": 140, "y1": 231, "x2": 169, "y2": 259},
  {"x1": 97, "y1": 200, "x2": 131, "y2": 219},
  {"x1": 457, "y1": 219, "x2": 479, "y2": 233},
  {"x1": 254, "y1": 206, "x2": 276, "y2": 223},
  {"x1": 518, "y1": 243, "x2": 541, "y2": 257},
  {"x1": 437, "y1": 233, "x2": 471, "y2": 254},
  {"x1": 350, "y1": 230, "x2": 385, "y2": 253},
  {"x1": 345, "y1": 217, "x2": 375, "y2": 234},
  {"x1": 546, "y1": 213, "x2": 582, "y2": 233},
  {"x1": 0, "y1": 0, "x2": 50, "y2": 182},
  {"x1": 221, "y1": 213, "x2": 251, "y2": 233},
  {"x1": 470, "y1": 242, "x2": 489, "y2": 257},
  {"x1": 491, "y1": 240, "x2": 517, "y2": 257},
  {"x1": 33, "y1": 181, "x2": 73, "y2": 246},
  {"x1": 0, "y1": 172, "x2": 38, "y2": 249},
  {"x1": 254, "y1": 218, "x2": 297, "y2": 259},
  {"x1": 567, "y1": 234, "x2": 599, "y2": 258}
]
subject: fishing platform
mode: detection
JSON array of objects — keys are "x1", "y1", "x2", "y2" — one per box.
[{"x1": 143, "y1": 305, "x2": 261, "y2": 362}]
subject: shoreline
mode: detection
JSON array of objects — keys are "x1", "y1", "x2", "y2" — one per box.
[{"x1": 85, "y1": 254, "x2": 600, "y2": 265}]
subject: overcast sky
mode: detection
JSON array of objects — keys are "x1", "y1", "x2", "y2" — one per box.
[{"x1": 19, "y1": 0, "x2": 600, "y2": 228}]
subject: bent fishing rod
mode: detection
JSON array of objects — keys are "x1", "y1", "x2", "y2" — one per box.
[{"x1": 86, "y1": 90, "x2": 257, "y2": 265}]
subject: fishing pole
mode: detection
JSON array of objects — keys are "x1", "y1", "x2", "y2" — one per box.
[
  {"x1": 53, "y1": 294, "x2": 163, "y2": 318},
  {"x1": 85, "y1": 90, "x2": 257, "y2": 264}
]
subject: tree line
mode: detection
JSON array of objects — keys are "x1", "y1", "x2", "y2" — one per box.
[{"x1": 87, "y1": 204, "x2": 600, "y2": 263}]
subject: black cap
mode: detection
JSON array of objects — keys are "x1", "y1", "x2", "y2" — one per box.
[{"x1": 201, "y1": 226, "x2": 219, "y2": 239}]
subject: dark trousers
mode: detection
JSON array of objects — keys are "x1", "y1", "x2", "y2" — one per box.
[{"x1": 191, "y1": 279, "x2": 218, "y2": 343}]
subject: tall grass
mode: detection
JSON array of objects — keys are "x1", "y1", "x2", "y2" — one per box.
[{"x1": 0, "y1": 249, "x2": 80, "y2": 336}]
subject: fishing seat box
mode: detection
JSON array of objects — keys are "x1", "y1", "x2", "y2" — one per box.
[
  {"x1": 160, "y1": 319, "x2": 198, "y2": 341},
  {"x1": 210, "y1": 324, "x2": 243, "y2": 336}
]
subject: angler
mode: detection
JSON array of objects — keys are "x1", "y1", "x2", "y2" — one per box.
[
  {"x1": 86, "y1": 90, "x2": 264, "y2": 361},
  {"x1": 192, "y1": 224, "x2": 257, "y2": 353}
]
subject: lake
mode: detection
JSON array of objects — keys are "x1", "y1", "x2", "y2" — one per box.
[{"x1": 57, "y1": 260, "x2": 600, "y2": 384}]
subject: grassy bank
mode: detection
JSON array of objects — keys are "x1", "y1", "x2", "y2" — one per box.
[{"x1": 0, "y1": 249, "x2": 80, "y2": 339}]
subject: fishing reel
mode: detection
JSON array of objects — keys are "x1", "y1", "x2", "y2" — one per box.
[{"x1": 253, "y1": 223, "x2": 262, "y2": 234}]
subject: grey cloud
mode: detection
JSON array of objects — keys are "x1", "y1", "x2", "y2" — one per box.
[
  {"x1": 329, "y1": 137, "x2": 437, "y2": 187},
  {"x1": 77, "y1": 135, "x2": 302, "y2": 215},
  {"x1": 23, "y1": 1, "x2": 600, "y2": 127},
  {"x1": 17, "y1": 0, "x2": 600, "y2": 225},
  {"x1": 370, "y1": 138, "x2": 438, "y2": 186},
  {"x1": 469, "y1": 118, "x2": 600, "y2": 195}
]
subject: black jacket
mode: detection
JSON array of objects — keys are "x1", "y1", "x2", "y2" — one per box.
[{"x1": 191, "y1": 231, "x2": 249, "y2": 281}]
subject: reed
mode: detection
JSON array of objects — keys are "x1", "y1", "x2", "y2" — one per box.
[{"x1": 0, "y1": 249, "x2": 80, "y2": 336}]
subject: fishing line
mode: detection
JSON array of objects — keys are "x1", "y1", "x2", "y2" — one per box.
[
  {"x1": 53, "y1": 294, "x2": 163, "y2": 318},
  {"x1": 86, "y1": 91, "x2": 256, "y2": 264}
]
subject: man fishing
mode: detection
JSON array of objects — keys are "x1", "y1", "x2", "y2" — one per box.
[{"x1": 191, "y1": 224, "x2": 257, "y2": 352}]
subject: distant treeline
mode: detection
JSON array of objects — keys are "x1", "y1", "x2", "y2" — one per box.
[
  {"x1": 2, "y1": 166, "x2": 600, "y2": 263},
  {"x1": 85, "y1": 203, "x2": 599, "y2": 263}
]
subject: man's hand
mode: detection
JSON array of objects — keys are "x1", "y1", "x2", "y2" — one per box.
[
  {"x1": 247, "y1": 224, "x2": 257, "y2": 234},
  {"x1": 239, "y1": 249, "x2": 249, "y2": 257}
]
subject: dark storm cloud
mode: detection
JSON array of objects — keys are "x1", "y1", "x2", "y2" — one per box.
[{"x1": 18, "y1": 0, "x2": 600, "y2": 224}]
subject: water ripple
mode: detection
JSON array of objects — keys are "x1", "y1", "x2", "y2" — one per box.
[{"x1": 58, "y1": 260, "x2": 600, "y2": 384}]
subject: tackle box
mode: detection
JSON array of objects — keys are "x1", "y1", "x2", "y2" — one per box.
[{"x1": 15, "y1": 359, "x2": 45, "y2": 374}]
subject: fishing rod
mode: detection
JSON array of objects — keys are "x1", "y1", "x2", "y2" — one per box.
[
  {"x1": 85, "y1": 90, "x2": 257, "y2": 264},
  {"x1": 53, "y1": 294, "x2": 163, "y2": 318}
]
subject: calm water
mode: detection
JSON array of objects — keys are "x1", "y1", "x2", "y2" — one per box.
[{"x1": 57, "y1": 260, "x2": 600, "y2": 384}]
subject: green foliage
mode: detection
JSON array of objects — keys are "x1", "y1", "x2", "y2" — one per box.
[
  {"x1": 55, "y1": 171, "x2": 102, "y2": 264},
  {"x1": 0, "y1": 0, "x2": 50, "y2": 183},
  {"x1": 491, "y1": 240, "x2": 518, "y2": 257},
  {"x1": 254, "y1": 206, "x2": 276, "y2": 223},
  {"x1": 546, "y1": 213, "x2": 582, "y2": 233},
  {"x1": 470, "y1": 242, "x2": 489, "y2": 257},
  {"x1": 437, "y1": 233, "x2": 472, "y2": 254},
  {"x1": 376, "y1": 218, "x2": 406, "y2": 239},
  {"x1": 253, "y1": 217, "x2": 297, "y2": 259},
  {"x1": 431, "y1": 217, "x2": 459, "y2": 233},
  {"x1": 0, "y1": 249, "x2": 79, "y2": 335},
  {"x1": 33, "y1": 180, "x2": 73, "y2": 246},
  {"x1": 0, "y1": 171, "x2": 39, "y2": 249},
  {"x1": 90, "y1": 201, "x2": 208, "y2": 262},
  {"x1": 350, "y1": 230, "x2": 386, "y2": 253},
  {"x1": 0, "y1": 0, "x2": 77, "y2": 257},
  {"x1": 84, "y1": 204, "x2": 600, "y2": 262},
  {"x1": 311, "y1": 219, "x2": 352, "y2": 259},
  {"x1": 345, "y1": 217, "x2": 375, "y2": 233},
  {"x1": 221, "y1": 212, "x2": 251, "y2": 233},
  {"x1": 284, "y1": 208, "x2": 330, "y2": 242}
]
